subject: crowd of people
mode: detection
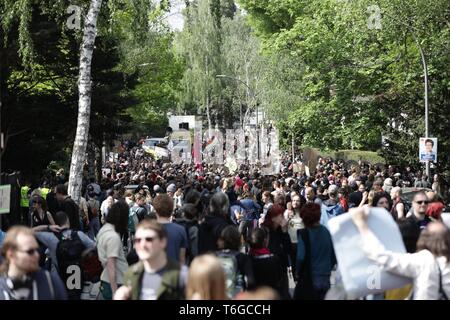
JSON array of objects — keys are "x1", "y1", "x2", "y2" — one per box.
[{"x1": 1, "y1": 138, "x2": 449, "y2": 300}]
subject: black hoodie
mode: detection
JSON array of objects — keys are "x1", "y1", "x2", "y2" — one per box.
[{"x1": 198, "y1": 214, "x2": 231, "y2": 254}]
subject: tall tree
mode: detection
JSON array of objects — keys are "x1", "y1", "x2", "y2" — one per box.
[
  {"x1": 68, "y1": 0, "x2": 103, "y2": 203},
  {"x1": 175, "y1": 0, "x2": 225, "y2": 132},
  {"x1": 238, "y1": 0, "x2": 450, "y2": 172}
]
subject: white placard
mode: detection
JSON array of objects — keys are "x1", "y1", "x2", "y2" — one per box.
[
  {"x1": 0, "y1": 185, "x2": 11, "y2": 214},
  {"x1": 328, "y1": 208, "x2": 412, "y2": 298},
  {"x1": 442, "y1": 213, "x2": 450, "y2": 228}
]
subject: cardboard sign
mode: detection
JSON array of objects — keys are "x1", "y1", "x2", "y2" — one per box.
[
  {"x1": 0, "y1": 185, "x2": 11, "y2": 214},
  {"x1": 328, "y1": 208, "x2": 412, "y2": 298}
]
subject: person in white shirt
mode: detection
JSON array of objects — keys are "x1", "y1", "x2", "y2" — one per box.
[
  {"x1": 284, "y1": 194, "x2": 304, "y2": 281},
  {"x1": 351, "y1": 206, "x2": 450, "y2": 300},
  {"x1": 100, "y1": 190, "x2": 117, "y2": 224},
  {"x1": 97, "y1": 201, "x2": 129, "y2": 300}
]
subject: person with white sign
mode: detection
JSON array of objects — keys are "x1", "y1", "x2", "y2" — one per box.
[{"x1": 351, "y1": 206, "x2": 450, "y2": 300}]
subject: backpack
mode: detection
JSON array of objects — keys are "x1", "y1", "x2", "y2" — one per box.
[
  {"x1": 216, "y1": 250, "x2": 244, "y2": 298},
  {"x1": 87, "y1": 199, "x2": 99, "y2": 221},
  {"x1": 81, "y1": 248, "x2": 103, "y2": 283},
  {"x1": 55, "y1": 230, "x2": 85, "y2": 299},
  {"x1": 128, "y1": 206, "x2": 140, "y2": 233}
]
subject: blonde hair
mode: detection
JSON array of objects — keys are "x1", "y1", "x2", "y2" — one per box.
[
  {"x1": 186, "y1": 254, "x2": 227, "y2": 300},
  {"x1": 0, "y1": 226, "x2": 35, "y2": 273},
  {"x1": 222, "y1": 178, "x2": 233, "y2": 190}
]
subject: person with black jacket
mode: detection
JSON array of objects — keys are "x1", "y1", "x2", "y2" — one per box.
[
  {"x1": 174, "y1": 203, "x2": 199, "y2": 264},
  {"x1": 55, "y1": 184, "x2": 80, "y2": 231},
  {"x1": 261, "y1": 204, "x2": 291, "y2": 299},
  {"x1": 198, "y1": 192, "x2": 232, "y2": 254},
  {"x1": 248, "y1": 228, "x2": 283, "y2": 296}
]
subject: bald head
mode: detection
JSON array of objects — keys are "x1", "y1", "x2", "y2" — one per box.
[
  {"x1": 391, "y1": 186, "x2": 401, "y2": 199},
  {"x1": 305, "y1": 187, "x2": 315, "y2": 202}
]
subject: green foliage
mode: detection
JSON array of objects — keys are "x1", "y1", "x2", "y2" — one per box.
[
  {"x1": 0, "y1": 0, "x2": 177, "y2": 179},
  {"x1": 239, "y1": 0, "x2": 450, "y2": 172}
]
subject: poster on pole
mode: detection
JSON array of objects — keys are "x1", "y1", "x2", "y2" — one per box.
[
  {"x1": 0, "y1": 185, "x2": 11, "y2": 214},
  {"x1": 419, "y1": 137, "x2": 437, "y2": 162}
]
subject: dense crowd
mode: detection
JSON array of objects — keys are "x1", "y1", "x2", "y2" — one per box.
[{"x1": 1, "y1": 139, "x2": 449, "y2": 300}]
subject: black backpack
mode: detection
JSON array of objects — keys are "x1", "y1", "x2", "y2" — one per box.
[{"x1": 55, "y1": 230, "x2": 85, "y2": 299}]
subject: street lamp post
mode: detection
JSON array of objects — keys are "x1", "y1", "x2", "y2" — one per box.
[
  {"x1": 409, "y1": 32, "x2": 430, "y2": 178},
  {"x1": 374, "y1": 13, "x2": 431, "y2": 178}
]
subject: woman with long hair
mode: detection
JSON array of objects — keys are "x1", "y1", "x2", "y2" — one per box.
[
  {"x1": 261, "y1": 204, "x2": 291, "y2": 299},
  {"x1": 30, "y1": 195, "x2": 55, "y2": 227},
  {"x1": 186, "y1": 254, "x2": 227, "y2": 300},
  {"x1": 96, "y1": 201, "x2": 129, "y2": 300}
]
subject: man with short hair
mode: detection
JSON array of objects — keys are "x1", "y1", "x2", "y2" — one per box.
[
  {"x1": 403, "y1": 192, "x2": 432, "y2": 252},
  {"x1": 55, "y1": 184, "x2": 80, "y2": 231},
  {"x1": 305, "y1": 187, "x2": 315, "y2": 203},
  {"x1": 132, "y1": 194, "x2": 148, "y2": 222},
  {"x1": 113, "y1": 220, "x2": 188, "y2": 300},
  {"x1": 153, "y1": 194, "x2": 188, "y2": 265},
  {"x1": 315, "y1": 185, "x2": 328, "y2": 206},
  {"x1": 100, "y1": 189, "x2": 117, "y2": 223},
  {"x1": 0, "y1": 226, "x2": 67, "y2": 300},
  {"x1": 320, "y1": 185, "x2": 344, "y2": 228}
]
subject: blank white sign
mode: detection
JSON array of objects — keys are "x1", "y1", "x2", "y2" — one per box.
[{"x1": 329, "y1": 208, "x2": 412, "y2": 299}]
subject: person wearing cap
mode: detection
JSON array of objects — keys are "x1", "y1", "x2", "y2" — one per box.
[
  {"x1": 167, "y1": 184, "x2": 176, "y2": 197},
  {"x1": 320, "y1": 185, "x2": 344, "y2": 229},
  {"x1": 153, "y1": 185, "x2": 163, "y2": 197}
]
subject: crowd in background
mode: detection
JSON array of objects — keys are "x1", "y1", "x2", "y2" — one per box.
[{"x1": 1, "y1": 138, "x2": 449, "y2": 300}]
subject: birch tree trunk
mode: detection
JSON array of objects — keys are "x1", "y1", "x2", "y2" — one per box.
[{"x1": 68, "y1": 0, "x2": 103, "y2": 204}]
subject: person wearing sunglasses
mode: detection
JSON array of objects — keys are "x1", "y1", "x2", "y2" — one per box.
[
  {"x1": 114, "y1": 220, "x2": 187, "y2": 300},
  {"x1": 0, "y1": 226, "x2": 67, "y2": 300},
  {"x1": 406, "y1": 191, "x2": 432, "y2": 232}
]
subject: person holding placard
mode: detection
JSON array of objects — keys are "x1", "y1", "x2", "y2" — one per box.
[{"x1": 351, "y1": 207, "x2": 450, "y2": 300}]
